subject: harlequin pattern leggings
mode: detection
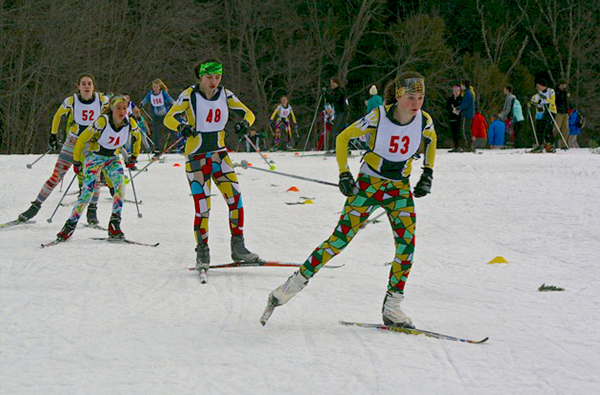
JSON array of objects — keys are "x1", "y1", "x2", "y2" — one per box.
[
  {"x1": 300, "y1": 173, "x2": 416, "y2": 293},
  {"x1": 186, "y1": 150, "x2": 244, "y2": 245},
  {"x1": 67, "y1": 154, "x2": 124, "y2": 225},
  {"x1": 35, "y1": 132, "x2": 101, "y2": 206}
]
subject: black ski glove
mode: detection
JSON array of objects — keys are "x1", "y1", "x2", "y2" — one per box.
[
  {"x1": 178, "y1": 123, "x2": 196, "y2": 138},
  {"x1": 339, "y1": 171, "x2": 358, "y2": 197},
  {"x1": 413, "y1": 168, "x2": 433, "y2": 198},
  {"x1": 48, "y1": 134, "x2": 58, "y2": 151},
  {"x1": 234, "y1": 119, "x2": 250, "y2": 135}
]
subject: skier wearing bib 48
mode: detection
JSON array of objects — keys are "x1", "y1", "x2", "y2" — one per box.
[
  {"x1": 263, "y1": 72, "x2": 437, "y2": 328},
  {"x1": 17, "y1": 74, "x2": 109, "y2": 225},
  {"x1": 55, "y1": 95, "x2": 141, "y2": 241},
  {"x1": 163, "y1": 60, "x2": 260, "y2": 276}
]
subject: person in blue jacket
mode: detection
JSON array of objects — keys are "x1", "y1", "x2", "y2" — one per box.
[
  {"x1": 488, "y1": 113, "x2": 506, "y2": 149},
  {"x1": 459, "y1": 79, "x2": 475, "y2": 152},
  {"x1": 139, "y1": 78, "x2": 174, "y2": 156}
]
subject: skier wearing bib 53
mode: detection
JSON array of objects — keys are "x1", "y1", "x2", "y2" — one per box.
[
  {"x1": 55, "y1": 95, "x2": 141, "y2": 241},
  {"x1": 163, "y1": 60, "x2": 260, "y2": 276},
  {"x1": 264, "y1": 71, "x2": 437, "y2": 328}
]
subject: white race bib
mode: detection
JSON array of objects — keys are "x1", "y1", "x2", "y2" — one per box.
[
  {"x1": 96, "y1": 115, "x2": 130, "y2": 150},
  {"x1": 372, "y1": 106, "x2": 422, "y2": 162},
  {"x1": 194, "y1": 89, "x2": 229, "y2": 132},
  {"x1": 150, "y1": 93, "x2": 165, "y2": 107},
  {"x1": 73, "y1": 93, "x2": 102, "y2": 126}
]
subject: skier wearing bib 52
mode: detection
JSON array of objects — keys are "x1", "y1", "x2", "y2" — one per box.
[
  {"x1": 163, "y1": 60, "x2": 260, "y2": 275},
  {"x1": 18, "y1": 74, "x2": 109, "y2": 225},
  {"x1": 55, "y1": 95, "x2": 141, "y2": 241},
  {"x1": 264, "y1": 71, "x2": 437, "y2": 328}
]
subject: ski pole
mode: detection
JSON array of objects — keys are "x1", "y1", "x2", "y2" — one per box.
[
  {"x1": 132, "y1": 136, "x2": 184, "y2": 179},
  {"x1": 240, "y1": 160, "x2": 337, "y2": 187},
  {"x1": 527, "y1": 104, "x2": 539, "y2": 147},
  {"x1": 546, "y1": 108, "x2": 569, "y2": 149},
  {"x1": 26, "y1": 149, "x2": 52, "y2": 169},
  {"x1": 47, "y1": 173, "x2": 77, "y2": 223},
  {"x1": 302, "y1": 93, "x2": 324, "y2": 155},
  {"x1": 127, "y1": 168, "x2": 143, "y2": 218},
  {"x1": 244, "y1": 134, "x2": 275, "y2": 169}
]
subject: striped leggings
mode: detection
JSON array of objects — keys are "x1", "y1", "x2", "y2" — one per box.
[
  {"x1": 299, "y1": 173, "x2": 416, "y2": 293},
  {"x1": 35, "y1": 132, "x2": 101, "y2": 206}
]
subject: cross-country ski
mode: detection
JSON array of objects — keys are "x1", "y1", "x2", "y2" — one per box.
[{"x1": 339, "y1": 321, "x2": 489, "y2": 344}]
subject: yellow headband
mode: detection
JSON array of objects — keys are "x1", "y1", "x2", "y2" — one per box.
[
  {"x1": 395, "y1": 77, "x2": 425, "y2": 97},
  {"x1": 109, "y1": 95, "x2": 129, "y2": 110}
]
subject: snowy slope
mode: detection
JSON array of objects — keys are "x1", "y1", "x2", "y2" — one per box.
[{"x1": 1, "y1": 149, "x2": 599, "y2": 394}]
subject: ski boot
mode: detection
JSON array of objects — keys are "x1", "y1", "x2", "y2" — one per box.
[
  {"x1": 57, "y1": 220, "x2": 76, "y2": 241},
  {"x1": 195, "y1": 243, "x2": 210, "y2": 271},
  {"x1": 86, "y1": 203, "x2": 99, "y2": 226},
  {"x1": 108, "y1": 214, "x2": 125, "y2": 240},
  {"x1": 231, "y1": 235, "x2": 259, "y2": 262},
  {"x1": 382, "y1": 290, "x2": 414, "y2": 328},
  {"x1": 18, "y1": 201, "x2": 41, "y2": 222},
  {"x1": 269, "y1": 271, "x2": 309, "y2": 307},
  {"x1": 195, "y1": 243, "x2": 210, "y2": 283}
]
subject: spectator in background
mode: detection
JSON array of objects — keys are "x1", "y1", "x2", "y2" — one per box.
[
  {"x1": 447, "y1": 84, "x2": 462, "y2": 152},
  {"x1": 555, "y1": 79, "x2": 570, "y2": 149},
  {"x1": 139, "y1": 79, "x2": 174, "y2": 157},
  {"x1": 500, "y1": 85, "x2": 516, "y2": 146},
  {"x1": 245, "y1": 128, "x2": 261, "y2": 152},
  {"x1": 567, "y1": 109, "x2": 581, "y2": 149},
  {"x1": 459, "y1": 79, "x2": 475, "y2": 152},
  {"x1": 324, "y1": 77, "x2": 348, "y2": 151},
  {"x1": 366, "y1": 84, "x2": 383, "y2": 113},
  {"x1": 472, "y1": 111, "x2": 488, "y2": 149},
  {"x1": 511, "y1": 93, "x2": 525, "y2": 148},
  {"x1": 488, "y1": 113, "x2": 506, "y2": 149}
]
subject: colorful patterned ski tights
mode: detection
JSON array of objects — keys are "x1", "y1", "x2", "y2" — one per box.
[
  {"x1": 67, "y1": 154, "x2": 124, "y2": 225},
  {"x1": 300, "y1": 173, "x2": 416, "y2": 293},
  {"x1": 186, "y1": 151, "x2": 244, "y2": 245}
]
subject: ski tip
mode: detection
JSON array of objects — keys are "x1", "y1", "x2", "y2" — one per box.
[{"x1": 473, "y1": 337, "x2": 490, "y2": 344}]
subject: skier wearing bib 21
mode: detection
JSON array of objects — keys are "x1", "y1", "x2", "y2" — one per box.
[
  {"x1": 264, "y1": 72, "x2": 437, "y2": 328},
  {"x1": 56, "y1": 95, "x2": 141, "y2": 241},
  {"x1": 163, "y1": 60, "x2": 260, "y2": 275}
]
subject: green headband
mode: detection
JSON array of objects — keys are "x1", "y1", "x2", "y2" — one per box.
[{"x1": 197, "y1": 62, "x2": 223, "y2": 77}]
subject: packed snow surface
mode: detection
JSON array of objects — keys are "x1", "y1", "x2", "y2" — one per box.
[{"x1": 1, "y1": 149, "x2": 599, "y2": 394}]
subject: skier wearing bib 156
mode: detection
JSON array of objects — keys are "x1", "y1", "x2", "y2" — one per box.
[
  {"x1": 55, "y1": 95, "x2": 141, "y2": 241},
  {"x1": 265, "y1": 71, "x2": 437, "y2": 328},
  {"x1": 163, "y1": 60, "x2": 260, "y2": 273},
  {"x1": 17, "y1": 74, "x2": 109, "y2": 225}
]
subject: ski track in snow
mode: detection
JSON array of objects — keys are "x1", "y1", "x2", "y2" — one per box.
[{"x1": 1, "y1": 150, "x2": 600, "y2": 394}]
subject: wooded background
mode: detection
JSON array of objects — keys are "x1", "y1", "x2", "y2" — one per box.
[{"x1": 1, "y1": 0, "x2": 598, "y2": 153}]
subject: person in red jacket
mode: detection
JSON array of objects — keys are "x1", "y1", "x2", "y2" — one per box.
[{"x1": 472, "y1": 111, "x2": 489, "y2": 149}]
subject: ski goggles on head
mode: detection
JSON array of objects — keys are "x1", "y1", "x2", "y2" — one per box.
[
  {"x1": 197, "y1": 62, "x2": 223, "y2": 77},
  {"x1": 395, "y1": 77, "x2": 425, "y2": 97},
  {"x1": 109, "y1": 95, "x2": 129, "y2": 110}
]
